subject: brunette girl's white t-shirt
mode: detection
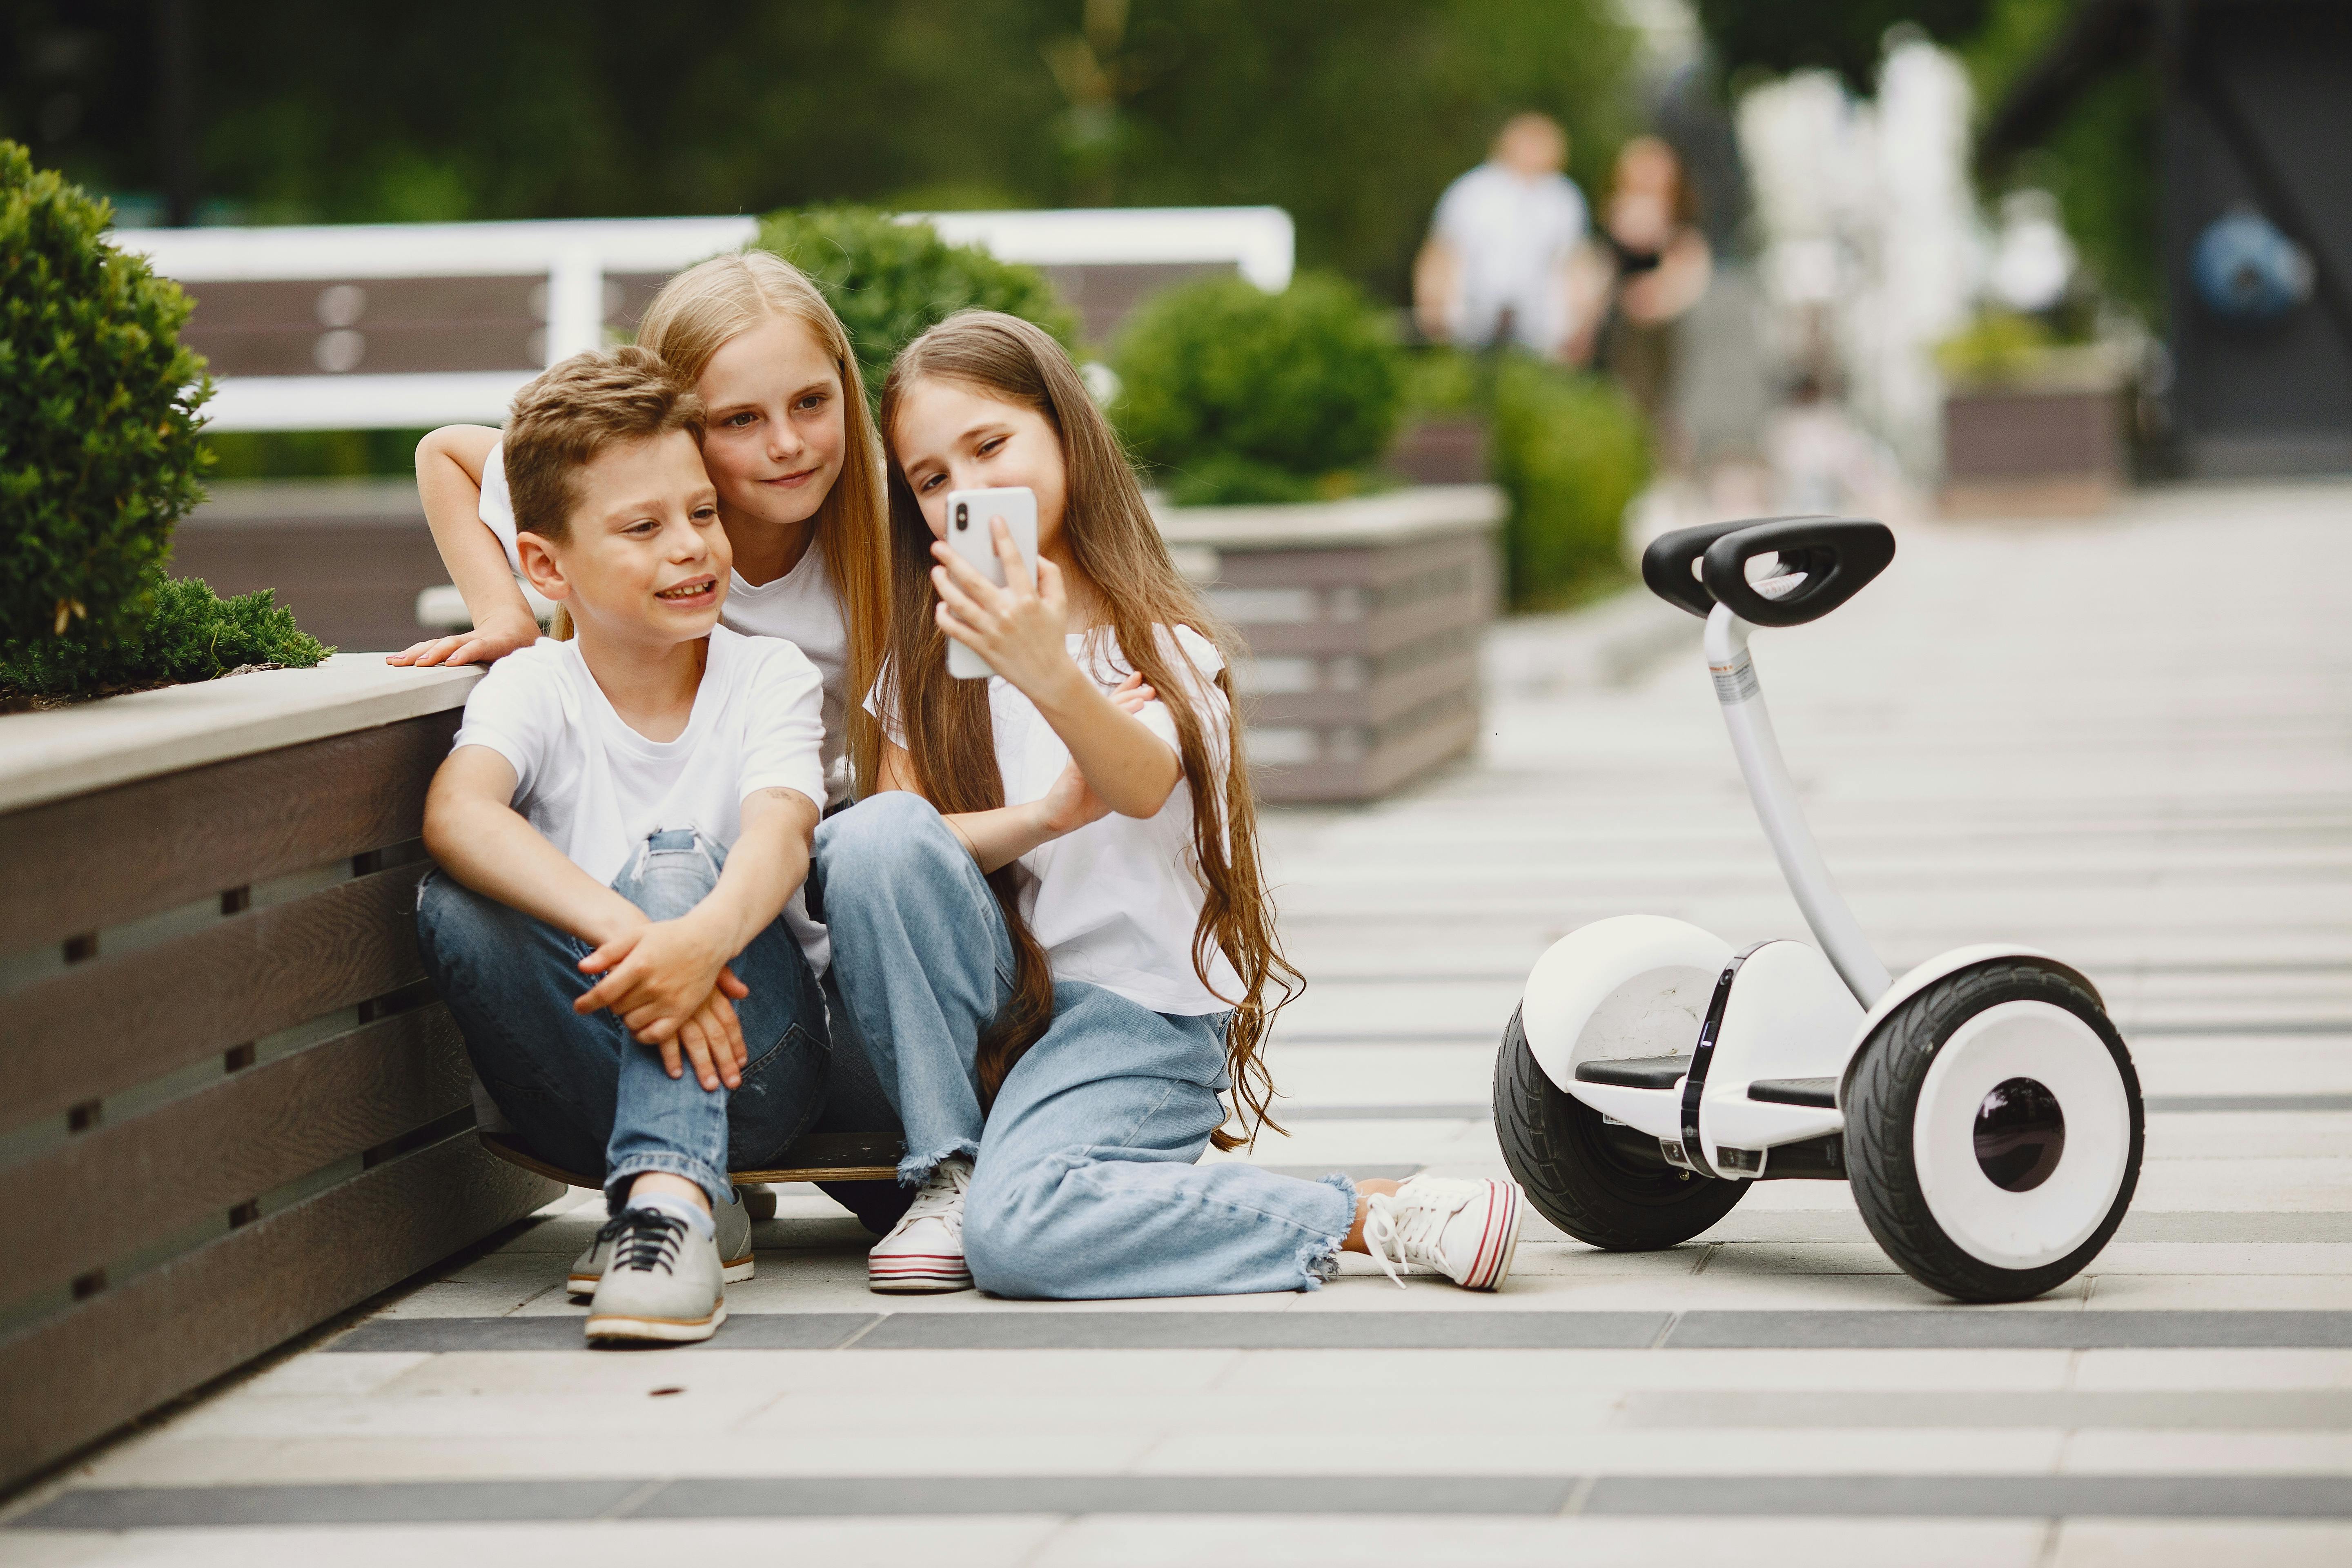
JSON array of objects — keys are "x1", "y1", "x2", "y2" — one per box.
[
  {"x1": 871, "y1": 624, "x2": 1243, "y2": 1016},
  {"x1": 451, "y1": 624, "x2": 832, "y2": 973},
  {"x1": 480, "y1": 443, "x2": 852, "y2": 804}
]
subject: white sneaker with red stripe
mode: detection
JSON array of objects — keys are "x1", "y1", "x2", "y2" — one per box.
[
  {"x1": 867, "y1": 1156, "x2": 974, "y2": 1294},
  {"x1": 1361, "y1": 1175, "x2": 1523, "y2": 1291}
]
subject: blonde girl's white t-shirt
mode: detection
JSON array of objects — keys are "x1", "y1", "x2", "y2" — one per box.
[
  {"x1": 871, "y1": 624, "x2": 1243, "y2": 1016},
  {"x1": 451, "y1": 624, "x2": 833, "y2": 973},
  {"x1": 480, "y1": 443, "x2": 853, "y2": 804}
]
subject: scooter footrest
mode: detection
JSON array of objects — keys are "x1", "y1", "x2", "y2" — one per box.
[
  {"x1": 1747, "y1": 1076, "x2": 1837, "y2": 1108},
  {"x1": 1572, "y1": 1056, "x2": 1690, "y2": 1091}
]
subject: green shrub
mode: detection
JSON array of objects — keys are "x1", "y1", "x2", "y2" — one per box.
[
  {"x1": 1112, "y1": 273, "x2": 1404, "y2": 506},
  {"x1": 1, "y1": 140, "x2": 212, "y2": 646},
  {"x1": 1488, "y1": 356, "x2": 1651, "y2": 610},
  {"x1": 0, "y1": 572, "x2": 332, "y2": 704},
  {"x1": 758, "y1": 206, "x2": 1078, "y2": 407}
]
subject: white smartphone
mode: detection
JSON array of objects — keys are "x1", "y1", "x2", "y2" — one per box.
[{"x1": 942, "y1": 486, "x2": 1039, "y2": 680}]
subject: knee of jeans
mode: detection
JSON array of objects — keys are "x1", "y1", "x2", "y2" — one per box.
[
  {"x1": 814, "y1": 792, "x2": 960, "y2": 894},
  {"x1": 962, "y1": 1160, "x2": 1073, "y2": 1299},
  {"x1": 612, "y1": 829, "x2": 721, "y2": 918}
]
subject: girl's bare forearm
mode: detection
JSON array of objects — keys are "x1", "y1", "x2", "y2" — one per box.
[
  {"x1": 942, "y1": 802, "x2": 1052, "y2": 874},
  {"x1": 1029, "y1": 668, "x2": 1180, "y2": 818},
  {"x1": 416, "y1": 428, "x2": 536, "y2": 637}
]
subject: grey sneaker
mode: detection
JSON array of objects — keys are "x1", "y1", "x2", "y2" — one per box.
[
  {"x1": 584, "y1": 1208, "x2": 726, "y2": 1345},
  {"x1": 570, "y1": 1188, "x2": 753, "y2": 1296}
]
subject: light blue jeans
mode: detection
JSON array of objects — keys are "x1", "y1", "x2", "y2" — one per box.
[
  {"x1": 811, "y1": 791, "x2": 1356, "y2": 1299},
  {"x1": 417, "y1": 828, "x2": 829, "y2": 1215}
]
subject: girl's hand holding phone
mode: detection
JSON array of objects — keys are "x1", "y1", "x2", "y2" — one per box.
[{"x1": 932, "y1": 517, "x2": 1083, "y2": 703}]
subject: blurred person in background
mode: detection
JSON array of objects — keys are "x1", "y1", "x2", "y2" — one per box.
[
  {"x1": 1413, "y1": 112, "x2": 1590, "y2": 359},
  {"x1": 1576, "y1": 135, "x2": 1712, "y2": 459}
]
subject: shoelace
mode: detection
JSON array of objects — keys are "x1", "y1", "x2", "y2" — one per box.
[
  {"x1": 605, "y1": 1209, "x2": 690, "y2": 1277},
  {"x1": 898, "y1": 1158, "x2": 973, "y2": 1236},
  {"x1": 1359, "y1": 1179, "x2": 1477, "y2": 1289}
]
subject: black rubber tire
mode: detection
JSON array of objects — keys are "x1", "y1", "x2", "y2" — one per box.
[
  {"x1": 1844, "y1": 959, "x2": 2144, "y2": 1303},
  {"x1": 1493, "y1": 1007, "x2": 1747, "y2": 1250}
]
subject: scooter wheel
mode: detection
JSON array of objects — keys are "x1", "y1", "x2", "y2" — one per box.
[
  {"x1": 1493, "y1": 1007, "x2": 1746, "y2": 1250},
  {"x1": 1844, "y1": 959, "x2": 2143, "y2": 1303}
]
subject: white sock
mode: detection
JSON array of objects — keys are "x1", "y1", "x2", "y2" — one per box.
[{"x1": 628, "y1": 1189, "x2": 715, "y2": 1241}]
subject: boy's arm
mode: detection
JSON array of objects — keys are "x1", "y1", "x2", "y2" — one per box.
[
  {"x1": 389, "y1": 426, "x2": 541, "y2": 668},
  {"x1": 423, "y1": 746, "x2": 647, "y2": 944}
]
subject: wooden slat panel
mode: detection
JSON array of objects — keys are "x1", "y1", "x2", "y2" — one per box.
[
  {"x1": 4, "y1": 866, "x2": 430, "y2": 1126},
  {"x1": 0, "y1": 1133, "x2": 557, "y2": 1490},
  {"x1": 12, "y1": 1007, "x2": 471, "y2": 1303},
  {"x1": 0, "y1": 713, "x2": 456, "y2": 956}
]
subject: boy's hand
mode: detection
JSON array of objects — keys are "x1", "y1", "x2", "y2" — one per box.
[
  {"x1": 668, "y1": 976, "x2": 751, "y2": 1091},
  {"x1": 1031, "y1": 673, "x2": 1155, "y2": 839},
  {"x1": 574, "y1": 914, "x2": 738, "y2": 1071},
  {"x1": 931, "y1": 517, "x2": 1080, "y2": 700},
  {"x1": 388, "y1": 619, "x2": 537, "y2": 668}
]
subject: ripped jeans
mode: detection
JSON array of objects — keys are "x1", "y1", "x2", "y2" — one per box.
[
  {"x1": 811, "y1": 791, "x2": 1356, "y2": 1299},
  {"x1": 416, "y1": 828, "x2": 829, "y2": 1215}
]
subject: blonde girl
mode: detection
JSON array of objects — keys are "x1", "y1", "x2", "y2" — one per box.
[
  {"x1": 391, "y1": 251, "x2": 889, "y2": 804},
  {"x1": 811, "y1": 311, "x2": 1527, "y2": 1298}
]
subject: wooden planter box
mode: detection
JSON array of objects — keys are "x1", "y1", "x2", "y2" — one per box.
[
  {"x1": 1941, "y1": 369, "x2": 2125, "y2": 517},
  {"x1": 1156, "y1": 486, "x2": 1504, "y2": 804},
  {"x1": 0, "y1": 660, "x2": 561, "y2": 1489}
]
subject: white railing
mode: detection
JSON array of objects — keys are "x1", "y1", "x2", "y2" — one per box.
[{"x1": 115, "y1": 207, "x2": 1294, "y2": 432}]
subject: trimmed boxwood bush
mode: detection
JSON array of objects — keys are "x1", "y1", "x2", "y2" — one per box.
[
  {"x1": 1, "y1": 142, "x2": 330, "y2": 704},
  {"x1": 1488, "y1": 356, "x2": 1651, "y2": 610},
  {"x1": 1, "y1": 139, "x2": 210, "y2": 646},
  {"x1": 1112, "y1": 273, "x2": 1404, "y2": 505},
  {"x1": 760, "y1": 206, "x2": 1078, "y2": 407}
]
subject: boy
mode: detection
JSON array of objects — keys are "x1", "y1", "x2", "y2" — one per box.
[{"x1": 416, "y1": 348, "x2": 829, "y2": 1346}]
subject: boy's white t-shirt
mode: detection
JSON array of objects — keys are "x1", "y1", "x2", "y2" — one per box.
[
  {"x1": 871, "y1": 624, "x2": 1243, "y2": 1017},
  {"x1": 1431, "y1": 160, "x2": 1588, "y2": 351},
  {"x1": 481, "y1": 443, "x2": 852, "y2": 804},
  {"x1": 452, "y1": 624, "x2": 832, "y2": 973}
]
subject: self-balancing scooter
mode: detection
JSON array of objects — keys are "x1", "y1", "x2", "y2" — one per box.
[{"x1": 1493, "y1": 516, "x2": 2143, "y2": 1302}]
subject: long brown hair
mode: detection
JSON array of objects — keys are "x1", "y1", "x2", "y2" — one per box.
[
  {"x1": 633, "y1": 251, "x2": 891, "y2": 792},
  {"x1": 878, "y1": 311, "x2": 1301, "y2": 1149}
]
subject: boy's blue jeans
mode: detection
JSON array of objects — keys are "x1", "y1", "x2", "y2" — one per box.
[
  {"x1": 416, "y1": 828, "x2": 830, "y2": 1215},
  {"x1": 811, "y1": 792, "x2": 1356, "y2": 1299}
]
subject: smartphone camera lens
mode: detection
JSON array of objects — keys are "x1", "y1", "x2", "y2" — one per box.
[{"x1": 954, "y1": 502, "x2": 969, "y2": 530}]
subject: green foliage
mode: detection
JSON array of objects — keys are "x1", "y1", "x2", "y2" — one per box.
[
  {"x1": 0, "y1": 571, "x2": 332, "y2": 702},
  {"x1": 1936, "y1": 307, "x2": 2055, "y2": 385},
  {"x1": 11, "y1": 1, "x2": 1637, "y2": 301},
  {"x1": 1487, "y1": 356, "x2": 1650, "y2": 610},
  {"x1": 1693, "y1": 0, "x2": 1991, "y2": 94},
  {"x1": 203, "y1": 427, "x2": 435, "y2": 480},
  {"x1": 1401, "y1": 345, "x2": 1483, "y2": 418},
  {"x1": 1962, "y1": 0, "x2": 2161, "y2": 324},
  {"x1": 757, "y1": 206, "x2": 1078, "y2": 404},
  {"x1": 0, "y1": 139, "x2": 212, "y2": 646},
  {"x1": 1112, "y1": 273, "x2": 1404, "y2": 505}
]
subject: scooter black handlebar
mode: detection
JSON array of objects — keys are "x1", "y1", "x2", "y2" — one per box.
[
  {"x1": 1639, "y1": 515, "x2": 1836, "y2": 621},
  {"x1": 1702, "y1": 517, "x2": 1895, "y2": 628}
]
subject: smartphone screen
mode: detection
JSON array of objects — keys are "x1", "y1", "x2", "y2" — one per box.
[{"x1": 943, "y1": 486, "x2": 1039, "y2": 679}]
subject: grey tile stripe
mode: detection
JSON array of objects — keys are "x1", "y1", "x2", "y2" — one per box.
[
  {"x1": 327, "y1": 1310, "x2": 2352, "y2": 1354},
  {"x1": 1278, "y1": 1094, "x2": 2352, "y2": 1119},
  {"x1": 1616, "y1": 1389, "x2": 2352, "y2": 1430},
  {"x1": 16, "y1": 1474, "x2": 2350, "y2": 1529}
]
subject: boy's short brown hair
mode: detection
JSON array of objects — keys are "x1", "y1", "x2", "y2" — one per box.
[{"x1": 503, "y1": 346, "x2": 704, "y2": 542}]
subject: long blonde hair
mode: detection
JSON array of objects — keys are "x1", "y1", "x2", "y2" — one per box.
[
  {"x1": 630, "y1": 251, "x2": 891, "y2": 793},
  {"x1": 879, "y1": 311, "x2": 1301, "y2": 1148}
]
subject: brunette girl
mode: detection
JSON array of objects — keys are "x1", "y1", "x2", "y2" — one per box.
[{"x1": 811, "y1": 311, "x2": 1526, "y2": 1298}]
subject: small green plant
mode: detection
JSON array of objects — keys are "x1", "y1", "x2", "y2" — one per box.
[
  {"x1": 1112, "y1": 273, "x2": 1404, "y2": 506},
  {"x1": 0, "y1": 571, "x2": 332, "y2": 704},
  {"x1": 1, "y1": 139, "x2": 212, "y2": 646},
  {"x1": 1935, "y1": 308, "x2": 2055, "y2": 387},
  {"x1": 759, "y1": 207, "x2": 1078, "y2": 407},
  {"x1": 1488, "y1": 356, "x2": 1651, "y2": 610}
]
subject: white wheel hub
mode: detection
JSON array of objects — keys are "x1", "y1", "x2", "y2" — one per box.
[{"x1": 1913, "y1": 999, "x2": 2131, "y2": 1270}]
